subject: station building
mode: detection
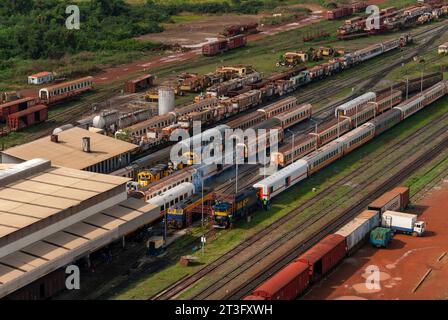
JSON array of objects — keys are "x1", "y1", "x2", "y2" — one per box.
[
  {"x1": 0, "y1": 159, "x2": 160, "y2": 299},
  {"x1": 0, "y1": 127, "x2": 138, "y2": 174}
]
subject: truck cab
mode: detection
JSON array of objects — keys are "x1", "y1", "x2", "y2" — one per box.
[{"x1": 413, "y1": 221, "x2": 426, "y2": 237}]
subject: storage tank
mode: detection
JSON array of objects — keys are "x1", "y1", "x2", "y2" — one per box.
[
  {"x1": 92, "y1": 109, "x2": 119, "y2": 129},
  {"x1": 52, "y1": 124, "x2": 74, "y2": 135},
  {"x1": 158, "y1": 87, "x2": 175, "y2": 115}
]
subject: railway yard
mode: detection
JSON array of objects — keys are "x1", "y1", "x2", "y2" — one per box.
[{"x1": 1, "y1": 0, "x2": 448, "y2": 304}]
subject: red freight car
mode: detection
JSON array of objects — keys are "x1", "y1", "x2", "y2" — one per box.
[
  {"x1": 227, "y1": 35, "x2": 247, "y2": 50},
  {"x1": 38, "y1": 76, "x2": 94, "y2": 105},
  {"x1": 296, "y1": 234, "x2": 347, "y2": 281},
  {"x1": 243, "y1": 295, "x2": 267, "y2": 300},
  {"x1": 202, "y1": 39, "x2": 229, "y2": 56},
  {"x1": 125, "y1": 74, "x2": 154, "y2": 93},
  {"x1": 7, "y1": 104, "x2": 48, "y2": 131},
  {"x1": 0, "y1": 97, "x2": 37, "y2": 122},
  {"x1": 326, "y1": 6, "x2": 354, "y2": 20},
  {"x1": 252, "y1": 261, "x2": 310, "y2": 300},
  {"x1": 368, "y1": 186, "x2": 409, "y2": 213}
]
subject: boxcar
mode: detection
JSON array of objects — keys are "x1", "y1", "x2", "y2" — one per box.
[
  {"x1": 296, "y1": 234, "x2": 347, "y2": 281},
  {"x1": 0, "y1": 97, "x2": 37, "y2": 122},
  {"x1": 125, "y1": 74, "x2": 154, "y2": 93},
  {"x1": 252, "y1": 261, "x2": 310, "y2": 300},
  {"x1": 202, "y1": 39, "x2": 228, "y2": 56},
  {"x1": 7, "y1": 104, "x2": 48, "y2": 131},
  {"x1": 243, "y1": 295, "x2": 267, "y2": 300},
  {"x1": 368, "y1": 186, "x2": 409, "y2": 214},
  {"x1": 336, "y1": 214, "x2": 377, "y2": 253}
]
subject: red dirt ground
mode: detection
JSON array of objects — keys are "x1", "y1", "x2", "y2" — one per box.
[{"x1": 305, "y1": 179, "x2": 448, "y2": 300}]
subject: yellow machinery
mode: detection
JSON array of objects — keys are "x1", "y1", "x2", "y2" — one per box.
[
  {"x1": 137, "y1": 164, "x2": 171, "y2": 188},
  {"x1": 277, "y1": 52, "x2": 308, "y2": 67},
  {"x1": 319, "y1": 46, "x2": 335, "y2": 57},
  {"x1": 182, "y1": 152, "x2": 201, "y2": 166}
]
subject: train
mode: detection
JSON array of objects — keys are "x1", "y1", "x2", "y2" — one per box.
[
  {"x1": 212, "y1": 188, "x2": 260, "y2": 228},
  {"x1": 254, "y1": 80, "x2": 448, "y2": 206},
  {"x1": 202, "y1": 35, "x2": 247, "y2": 56},
  {"x1": 270, "y1": 90, "x2": 403, "y2": 168},
  {"x1": 38, "y1": 76, "x2": 94, "y2": 105},
  {"x1": 126, "y1": 34, "x2": 412, "y2": 149},
  {"x1": 244, "y1": 187, "x2": 410, "y2": 300}
]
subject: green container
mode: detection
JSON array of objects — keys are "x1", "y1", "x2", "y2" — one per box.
[{"x1": 370, "y1": 227, "x2": 393, "y2": 248}]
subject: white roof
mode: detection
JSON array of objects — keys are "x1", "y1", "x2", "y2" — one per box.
[
  {"x1": 383, "y1": 210, "x2": 417, "y2": 218},
  {"x1": 335, "y1": 92, "x2": 376, "y2": 111},
  {"x1": 254, "y1": 159, "x2": 307, "y2": 188},
  {"x1": 336, "y1": 123, "x2": 374, "y2": 142},
  {"x1": 147, "y1": 182, "x2": 195, "y2": 206},
  {"x1": 302, "y1": 140, "x2": 343, "y2": 162},
  {"x1": 394, "y1": 95, "x2": 425, "y2": 111}
]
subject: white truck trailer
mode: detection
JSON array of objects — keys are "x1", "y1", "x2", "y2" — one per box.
[{"x1": 381, "y1": 211, "x2": 426, "y2": 236}]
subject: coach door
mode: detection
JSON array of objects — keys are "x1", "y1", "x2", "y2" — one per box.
[{"x1": 285, "y1": 176, "x2": 291, "y2": 188}]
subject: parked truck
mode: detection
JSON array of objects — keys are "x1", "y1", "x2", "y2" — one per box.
[
  {"x1": 381, "y1": 211, "x2": 426, "y2": 236},
  {"x1": 370, "y1": 227, "x2": 394, "y2": 248}
]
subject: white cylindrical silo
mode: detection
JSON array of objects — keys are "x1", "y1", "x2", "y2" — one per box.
[{"x1": 158, "y1": 87, "x2": 175, "y2": 115}]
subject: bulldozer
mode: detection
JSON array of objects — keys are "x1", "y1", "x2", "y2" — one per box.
[{"x1": 277, "y1": 51, "x2": 308, "y2": 67}]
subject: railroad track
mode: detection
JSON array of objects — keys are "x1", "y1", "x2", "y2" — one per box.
[
  {"x1": 153, "y1": 103, "x2": 448, "y2": 300},
  {"x1": 227, "y1": 134, "x2": 448, "y2": 300},
  {"x1": 117, "y1": 23, "x2": 446, "y2": 171},
  {"x1": 75, "y1": 23, "x2": 447, "y2": 300}
]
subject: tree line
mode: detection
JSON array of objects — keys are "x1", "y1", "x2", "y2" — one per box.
[{"x1": 0, "y1": 0, "x2": 286, "y2": 60}]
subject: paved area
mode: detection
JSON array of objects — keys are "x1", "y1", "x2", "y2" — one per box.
[{"x1": 305, "y1": 179, "x2": 448, "y2": 300}]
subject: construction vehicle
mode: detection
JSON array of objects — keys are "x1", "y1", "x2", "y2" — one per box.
[
  {"x1": 319, "y1": 46, "x2": 336, "y2": 57},
  {"x1": 277, "y1": 52, "x2": 308, "y2": 67},
  {"x1": 370, "y1": 227, "x2": 394, "y2": 248}
]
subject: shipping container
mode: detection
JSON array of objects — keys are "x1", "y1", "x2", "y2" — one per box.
[
  {"x1": 296, "y1": 234, "x2": 347, "y2": 280},
  {"x1": 252, "y1": 261, "x2": 310, "y2": 300}
]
